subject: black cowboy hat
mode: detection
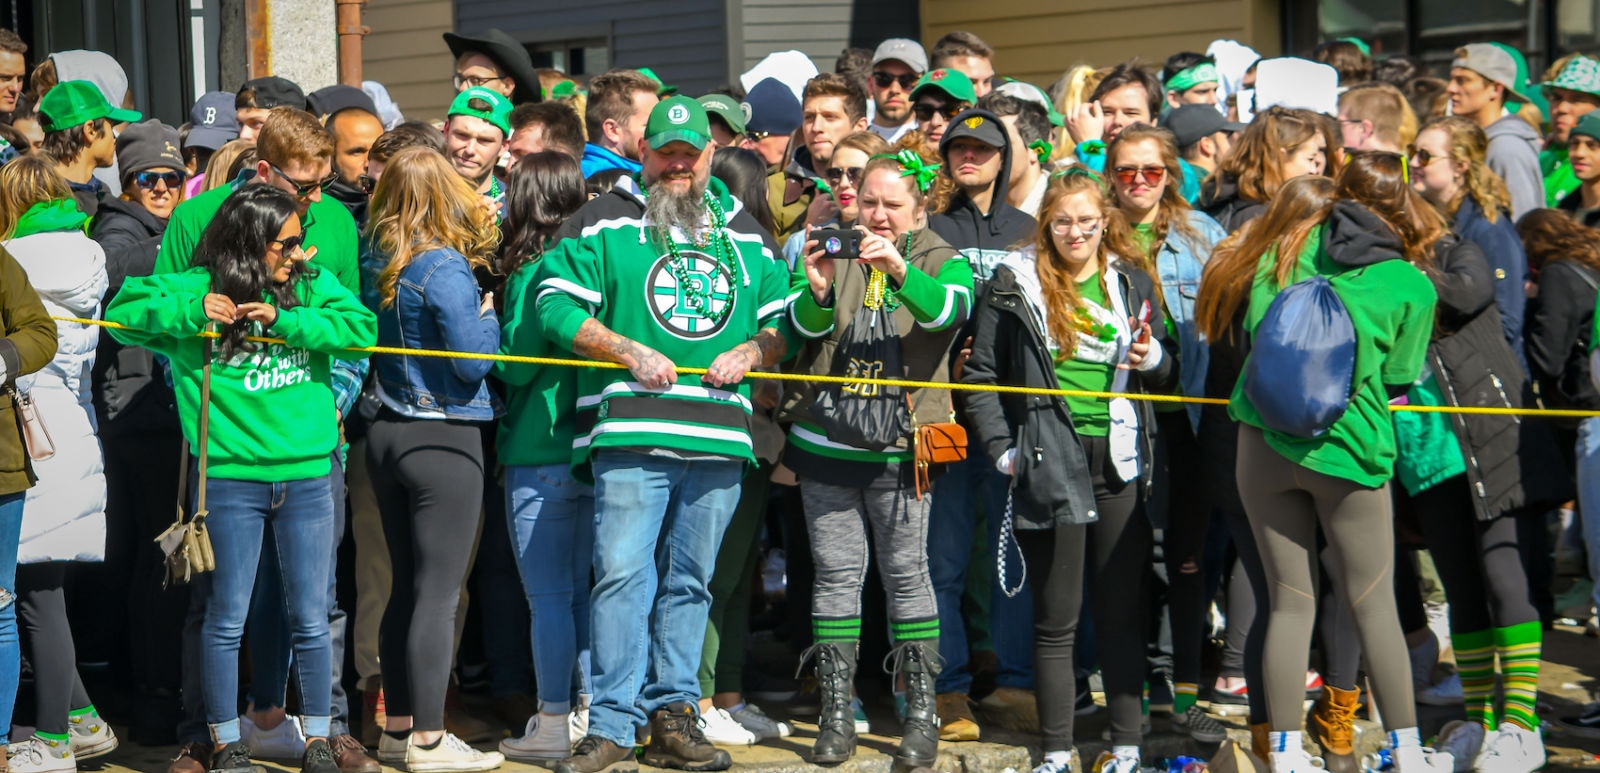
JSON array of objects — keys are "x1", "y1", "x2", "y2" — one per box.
[{"x1": 442, "y1": 27, "x2": 542, "y2": 105}]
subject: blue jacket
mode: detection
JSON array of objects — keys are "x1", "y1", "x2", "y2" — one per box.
[
  {"x1": 1152, "y1": 209, "x2": 1226, "y2": 431},
  {"x1": 371, "y1": 247, "x2": 502, "y2": 420},
  {"x1": 581, "y1": 143, "x2": 643, "y2": 178},
  {"x1": 1453, "y1": 196, "x2": 1528, "y2": 369}
]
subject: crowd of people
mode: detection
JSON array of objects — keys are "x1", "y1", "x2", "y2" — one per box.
[{"x1": 0, "y1": 19, "x2": 1599, "y2": 773}]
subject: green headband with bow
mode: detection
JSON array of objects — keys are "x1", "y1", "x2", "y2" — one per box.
[
  {"x1": 1052, "y1": 166, "x2": 1104, "y2": 186},
  {"x1": 874, "y1": 149, "x2": 941, "y2": 193}
]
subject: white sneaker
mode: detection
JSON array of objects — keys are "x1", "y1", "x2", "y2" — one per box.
[
  {"x1": 1268, "y1": 747, "x2": 1325, "y2": 773},
  {"x1": 239, "y1": 713, "x2": 307, "y2": 760},
  {"x1": 1434, "y1": 721, "x2": 1484, "y2": 773},
  {"x1": 1473, "y1": 725, "x2": 1545, "y2": 773},
  {"x1": 1416, "y1": 673, "x2": 1465, "y2": 706},
  {"x1": 569, "y1": 702, "x2": 589, "y2": 741},
  {"x1": 1393, "y1": 745, "x2": 1454, "y2": 773},
  {"x1": 1032, "y1": 748, "x2": 1077, "y2": 773},
  {"x1": 699, "y1": 707, "x2": 758, "y2": 746},
  {"x1": 376, "y1": 732, "x2": 407, "y2": 765},
  {"x1": 1092, "y1": 750, "x2": 1141, "y2": 773},
  {"x1": 8, "y1": 737, "x2": 75, "y2": 773},
  {"x1": 499, "y1": 714, "x2": 571, "y2": 761},
  {"x1": 68, "y1": 709, "x2": 118, "y2": 760},
  {"x1": 406, "y1": 732, "x2": 504, "y2": 772}
]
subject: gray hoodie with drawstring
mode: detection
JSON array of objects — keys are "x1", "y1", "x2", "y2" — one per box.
[{"x1": 1484, "y1": 113, "x2": 1546, "y2": 221}]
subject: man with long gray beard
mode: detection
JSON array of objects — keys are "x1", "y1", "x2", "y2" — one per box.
[{"x1": 528, "y1": 95, "x2": 792, "y2": 773}]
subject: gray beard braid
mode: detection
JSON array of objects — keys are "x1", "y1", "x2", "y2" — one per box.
[{"x1": 645, "y1": 178, "x2": 710, "y2": 243}]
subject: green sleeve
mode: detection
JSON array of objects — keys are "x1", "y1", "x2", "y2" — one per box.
[
  {"x1": 1381, "y1": 271, "x2": 1438, "y2": 386},
  {"x1": 153, "y1": 205, "x2": 204, "y2": 276},
  {"x1": 533, "y1": 236, "x2": 605, "y2": 348},
  {"x1": 495, "y1": 263, "x2": 547, "y2": 386},
  {"x1": 893, "y1": 255, "x2": 973, "y2": 331},
  {"x1": 786, "y1": 262, "x2": 835, "y2": 339},
  {"x1": 319, "y1": 203, "x2": 361, "y2": 295},
  {"x1": 104, "y1": 271, "x2": 210, "y2": 354},
  {"x1": 271, "y1": 270, "x2": 377, "y2": 360}
]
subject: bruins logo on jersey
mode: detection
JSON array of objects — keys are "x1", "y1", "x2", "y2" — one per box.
[{"x1": 646, "y1": 251, "x2": 736, "y2": 339}]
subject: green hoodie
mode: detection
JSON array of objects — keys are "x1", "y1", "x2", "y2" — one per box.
[
  {"x1": 496, "y1": 260, "x2": 580, "y2": 467},
  {"x1": 105, "y1": 266, "x2": 376, "y2": 482},
  {"x1": 11, "y1": 200, "x2": 88, "y2": 239}
]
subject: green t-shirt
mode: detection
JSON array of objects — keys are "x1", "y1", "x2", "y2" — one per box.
[
  {"x1": 1228, "y1": 226, "x2": 1438, "y2": 486},
  {"x1": 1053, "y1": 272, "x2": 1116, "y2": 437}
]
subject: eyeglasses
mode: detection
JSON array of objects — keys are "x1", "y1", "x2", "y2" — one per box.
[
  {"x1": 824, "y1": 166, "x2": 863, "y2": 187},
  {"x1": 267, "y1": 161, "x2": 337, "y2": 198},
  {"x1": 453, "y1": 73, "x2": 505, "y2": 91},
  {"x1": 133, "y1": 170, "x2": 185, "y2": 190},
  {"x1": 1113, "y1": 165, "x2": 1166, "y2": 186},
  {"x1": 357, "y1": 174, "x2": 378, "y2": 194},
  {"x1": 912, "y1": 101, "x2": 967, "y2": 123},
  {"x1": 872, "y1": 71, "x2": 919, "y2": 90},
  {"x1": 1050, "y1": 217, "x2": 1102, "y2": 237},
  {"x1": 271, "y1": 234, "x2": 306, "y2": 254}
]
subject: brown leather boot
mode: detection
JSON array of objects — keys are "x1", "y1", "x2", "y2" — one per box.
[{"x1": 1308, "y1": 684, "x2": 1361, "y2": 773}]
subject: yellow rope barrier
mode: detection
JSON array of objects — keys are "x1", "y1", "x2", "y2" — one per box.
[{"x1": 63, "y1": 316, "x2": 1600, "y2": 418}]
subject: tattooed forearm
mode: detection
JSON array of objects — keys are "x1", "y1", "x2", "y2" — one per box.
[
  {"x1": 743, "y1": 327, "x2": 788, "y2": 368},
  {"x1": 573, "y1": 317, "x2": 676, "y2": 387}
]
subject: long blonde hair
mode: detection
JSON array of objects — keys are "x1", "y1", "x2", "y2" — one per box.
[
  {"x1": 366, "y1": 146, "x2": 501, "y2": 308},
  {"x1": 1034, "y1": 168, "x2": 1127, "y2": 359},
  {"x1": 0, "y1": 155, "x2": 72, "y2": 239},
  {"x1": 1051, "y1": 65, "x2": 1103, "y2": 165},
  {"x1": 1419, "y1": 116, "x2": 1513, "y2": 224}
]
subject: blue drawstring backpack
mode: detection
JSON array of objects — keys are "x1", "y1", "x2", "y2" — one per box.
[{"x1": 1243, "y1": 274, "x2": 1356, "y2": 437}]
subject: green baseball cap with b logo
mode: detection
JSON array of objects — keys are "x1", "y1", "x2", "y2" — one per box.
[
  {"x1": 39, "y1": 80, "x2": 142, "y2": 132},
  {"x1": 647, "y1": 95, "x2": 710, "y2": 151},
  {"x1": 447, "y1": 87, "x2": 512, "y2": 137}
]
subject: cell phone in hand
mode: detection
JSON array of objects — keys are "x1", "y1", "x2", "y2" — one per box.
[
  {"x1": 812, "y1": 228, "x2": 861, "y2": 260},
  {"x1": 1136, "y1": 300, "x2": 1152, "y2": 340}
]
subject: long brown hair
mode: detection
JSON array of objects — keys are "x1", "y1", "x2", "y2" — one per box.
[
  {"x1": 1336, "y1": 150, "x2": 1445, "y2": 268},
  {"x1": 1106, "y1": 123, "x2": 1202, "y2": 268},
  {"x1": 1195, "y1": 175, "x2": 1336, "y2": 343},
  {"x1": 0, "y1": 154, "x2": 72, "y2": 239},
  {"x1": 367, "y1": 146, "x2": 501, "y2": 308},
  {"x1": 1033, "y1": 167, "x2": 1131, "y2": 359},
  {"x1": 1206, "y1": 106, "x2": 1340, "y2": 204},
  {"x1": 1518, "y1": 207, "x2": 1600, "y2": 278},
  {"x1": 1417, "y1": 116, "x2": 1513, "y2": 224}
]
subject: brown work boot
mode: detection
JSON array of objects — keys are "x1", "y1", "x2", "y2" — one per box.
[
  {"x1": 1308, "y1": 684, "x2": 1361, "y2": 773},
  {"x1": 167, "y1": 741, "x2": 212, "y2": 773},
  {"x1": 329, "y1": 734, "x2": 379, "y2": 773},
  {"x1": 553, "y1": 735, "x2": 633, "y2": 773},
  {"x1": 936, "y1": 693, "x2": 980, "y2": 741},
  {"x1": 641, "y1": 703, "x2": 733, "y2": 771},
  {"x1": 978, "y1": 686, "x2": 1041, "y2": 734}
]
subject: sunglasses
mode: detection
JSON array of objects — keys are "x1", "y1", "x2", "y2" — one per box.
[
  {"x1": 453, "y1": 73, "x2": 505, "y2": 91},
  {"x1": 271, "y1": 234, "x2": 306, "y2": 254},
  {"x1": 268, "y1": 161, "x2": 337, "y2": 198},
  {"x1": 872, "y1": 71, "x2": 919, "y2": 90},
  {"x1": 912, "y1": 101, "x2": 967, "y2": 123},
  {"x1": 1406, "y1": 147, "x2": 1441, "y2": 167},
  {"x1": 824, "y1": 166, "x2": 864, "y2": 187},
  {"x1": 133, "y1": 170, "x2": 185, "y2": 190},
  {"x1": 745, "y1": 131, "x2": 775, "y2": 142},
  {"x1": 1113, "y1": 165, "x2": 1166, "y2": 186},
  {"x1": 358, "y1": 174, "x2": 378, "y2": 194}
]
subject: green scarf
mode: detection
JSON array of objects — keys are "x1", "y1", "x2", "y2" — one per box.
[{"x1": 10, "y1": 199, "x2": 88, "y2": 240}]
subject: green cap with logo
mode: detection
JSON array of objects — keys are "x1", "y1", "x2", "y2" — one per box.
[
  {"x1": 698, "y1": 94, "x2": 746, "y2": 135},
  {"x1": 646, "y1": 95, "x2": 710, "y2": 150},
  {"x1": 910, "y1": 68, "x2": 977, "y2": 105},
  {"x1": 447, "y1": 87, "x2": 512, "y2": 137},
  {"x1": 39, "y1": 80, "x2": 142, "y2": 132}
]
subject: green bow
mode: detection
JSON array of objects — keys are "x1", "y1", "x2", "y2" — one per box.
[
  {"x1": 881, "y1": 149, "x2": 940, "y2": 192},
  {"x1": 1028, "y1": 139, "x2": 1053, "y2": 165}
]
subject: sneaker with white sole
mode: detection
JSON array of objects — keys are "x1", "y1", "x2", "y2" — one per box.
[
  {"x1": 239, "y1": 714, "x2": 307, "y2": 760},
  {"x1": 406, "y1": 732, "x2": 504, "y2": 772},
  {"x1": 68, "y1": 709, "x2": 118, "y2": 760},
  {"x1": 1268, "y1": 747, "x2": 1325, "y2": 772},
  {"x1": 1433, "y1": 721, "x2": 1483, "y2": 773},
  {"x1": 8, "y1": 737, "x2": 75, "y2": 773},
  {"x1": 1416, "y1": 673, "x2": 1464, "y2": 707},
  {"x1": 699, "y1": 707, "x2": 757, "y2": 746},
  {"x1": 569, "y1": 700, "x2": 590, "y2": 741},
  {"x1": 1032, "y1": 748, "x2": 1077, "y2": 773},
  {"x1": 1473, "y1": 725, "x2": 1544, "y2": 773},
  {"x1": 1092, "y1": 749, "x2": 1141, "y2": 773},
  {"x1": 729, "y1": 703, "x2": 792, "y2": 739},
  {"x1": 1172, "y1": 705, "x2": 1228, "y2": 744},
  {"x1": 500, "y1": 714, "x2": 571, "y2": 761},
  {"x1": 376, "y1": 732, "x2": 408, "y2": 765},
  {"x1": 1392, "y1": 745, "x2": 1454, "y2": 773}
]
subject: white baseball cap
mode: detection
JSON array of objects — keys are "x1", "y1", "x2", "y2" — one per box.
[{"x1": 872, "y1": 38, "x2": 929, "y2": 74}]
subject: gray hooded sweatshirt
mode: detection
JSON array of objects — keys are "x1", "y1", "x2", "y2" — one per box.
[{"x1": 1485, "y1": 113, "x2": 1546, "y2": 221}]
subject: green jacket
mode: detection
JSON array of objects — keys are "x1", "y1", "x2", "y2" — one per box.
[
  {"x1": 105, "y1": 267, "x2": 376, "y2": 482},
  {"x1": 496, "y1": 261, "x2": 581, "y2": 467},
  {"x1": 0, "y1": 247, "x2": 59, "y2": 495}
]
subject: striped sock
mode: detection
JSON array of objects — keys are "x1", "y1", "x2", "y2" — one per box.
[
  {"x1": 813, "y1": 616, "x2": 861, "y2": 643},
  {"x1": 891, "y1": 617, "x2": 939, "y2": 642},
  {"x1": 1451, "y1": 628, "x2": 1496, "y2": 730},
  {"x1": 1495, "y1": 621, "x2": 1542, "y2": 732},
  {"x1": 1174, "y1": 682, "x2": 1200, "y2": 715},
  {"x1": 69, "y1": 705, "x2": 96, "y2": 718}
]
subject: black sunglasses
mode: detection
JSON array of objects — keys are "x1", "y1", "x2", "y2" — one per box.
[
  {"x1": 133, "y1": 170, "x2": 185, "y2": 190},
  {"x1": 912, "y1": 101, "x2": 966, "y2": 123},
  {"x1": 872, "y1": 71, "x2": 919, "y2": 90},
  {"x1": 268, "y1": 161, "x2": 337, "y2": 197},
  {"x1": 824, "y1": 166, "x2": 863, "y2": 187},
  {"x1": 271, "y1": 234, "x2": 306, "y2": 254}
]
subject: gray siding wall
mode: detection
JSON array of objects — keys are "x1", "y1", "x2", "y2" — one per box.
[{"x1": 736, "y1": 0, "x2": 919, "y2": 84}]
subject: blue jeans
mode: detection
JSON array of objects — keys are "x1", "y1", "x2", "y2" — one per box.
[
  {"x1": 587, "y1": 451, "x2": 741, "y2": 747},
  {"x1": 928, "y1": 447, "x2": 1033, "y2": 693},
  {"x1": 1578, "y1": 417, "x2": 1600, "y2": 613},
  {"x1": 201, "y1": 476, "x2": 335, "y2": 743},
  {"x1": 507, "y1": 464, "x2": 595, "y2": 712},
  {"x1": 0, "y1": 492, "x2": 23, "y2": 743}
]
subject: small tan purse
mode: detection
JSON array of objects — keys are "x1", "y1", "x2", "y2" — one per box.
[
  {"x1": 157, "y1": 339, "x2": 216, "y2": 585},
  {"x1": 4, "y1": 383, "x2": 53, "y2": 461}
]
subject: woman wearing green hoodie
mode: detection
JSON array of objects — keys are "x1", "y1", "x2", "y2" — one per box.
[{"x1": 105, "y1": 185, "x2": 375, "y2": 773}]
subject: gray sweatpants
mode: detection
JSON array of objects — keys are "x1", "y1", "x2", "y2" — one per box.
[
  {"x1": 801, "y1": 479, "x2": 938, "y2": 626},
  {"x1": 1236, "y1": 425, "x2": 1417, "y2": 732}
]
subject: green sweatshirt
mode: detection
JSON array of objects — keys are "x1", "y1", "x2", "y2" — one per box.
[
  {"x1": 105, "y1": 267, "x2": 376, "y2": 482},
  {"x1": 496, "y1": 262, "x2": 579, "y2": 467},
  {"x1": 154, "y1": 173, "x2": 360, "y2": 294}
]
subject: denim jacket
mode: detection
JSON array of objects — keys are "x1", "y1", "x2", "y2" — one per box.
[
  {"x1": 372, "y1": 246, "x2": 502, "y2": 420},
  {"x1": 1153, "y1": 209, "x2": 1225, "y2": 431}
]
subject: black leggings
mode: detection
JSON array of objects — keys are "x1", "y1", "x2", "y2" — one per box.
[
  {"x1": 1154, "y1": 412, "x2": 1211, "y2": 693},
  {"x1": 18, "y1": 562, "x2": 91, "y2": 735},
  {"x1": 369, "y1": 412, "x2": 486, "y2": 732},
  {"x1": 1412, "y1": 475, "x2": 1537, "y2": 633},
  {"x1": 1020, "y1": 433, "x2": 1150, "y2": 750}
]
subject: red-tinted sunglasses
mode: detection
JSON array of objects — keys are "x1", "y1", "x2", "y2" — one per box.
[{"x1": 1113, "y1": 165, "x2": 1166, "y2": 186}]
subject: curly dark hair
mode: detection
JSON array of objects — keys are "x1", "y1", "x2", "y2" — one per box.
[{"x1": 191, "y1": 185, "x2": 311, "y2": 357}]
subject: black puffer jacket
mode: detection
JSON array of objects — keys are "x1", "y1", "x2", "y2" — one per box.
[
  {"x1": 1525, "y1": 258, "x2": 1600, "y2": 412},
  {"x1": 89, "y1": 197, "x2": 177, "y2": 435},
  {"x1": 1196, "y1": 171, "x2": 1267, "y2": 234}
]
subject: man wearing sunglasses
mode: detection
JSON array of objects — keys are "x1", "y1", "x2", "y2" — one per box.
[
  {"x1": 909, "y1": 68, "x2": 976, "y2": 146},
  {"x1": 868, "y1": 38, "x2": 928, "y2": 144}
]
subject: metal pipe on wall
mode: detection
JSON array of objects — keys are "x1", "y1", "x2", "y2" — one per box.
[{"x1": 336, "y1": 0, "x2": 367, "y2": 86}]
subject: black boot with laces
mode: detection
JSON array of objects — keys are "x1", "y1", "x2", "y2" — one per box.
[
  {"x1": 799, "y1": 641, "x2": 858, "y2": 765},
  {"x1": 887, "y1": 639, "x2": 944, "y2": 769}
]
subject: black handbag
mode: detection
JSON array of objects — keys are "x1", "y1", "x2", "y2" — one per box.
[{"x1": 808, "y1": 302, "x2": 913, "y2": 450}]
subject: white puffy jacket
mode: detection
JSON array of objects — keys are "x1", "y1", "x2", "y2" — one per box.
[{"x1": 2, "y1": 230, "x2": 108, "y2": 563}]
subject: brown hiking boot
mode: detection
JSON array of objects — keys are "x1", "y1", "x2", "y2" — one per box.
[
  {"x1": 936, "y1": 693, "x2": 980, "y2": 741},
  {"x1": 168, "y1": 741, "x2": 212, "y2": 773},
  {"x1": 1309, "y1": 684, "x2": 1361, "y2": 773},
  {"x1": 641, "y1": 703, "x2": 732, "y2": 771},
  {"x1": 553, "y1": 735, "x2": 633, "y2": 773}
]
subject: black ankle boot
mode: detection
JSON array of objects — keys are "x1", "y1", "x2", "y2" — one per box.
[
  {"x1": 799, "y1": 641, "x2": 857, "y2": 765},
  {"x1": 887, "y1": 639, "x2": 943, "y2": 769}
]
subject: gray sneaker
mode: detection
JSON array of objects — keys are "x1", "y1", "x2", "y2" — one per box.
[
  {"x1": 1171, "y1": 705, "x2": 1228, "y2": 744},
  {"x1": 729, "y1": 703, "x2": 793, "y2": 739}
]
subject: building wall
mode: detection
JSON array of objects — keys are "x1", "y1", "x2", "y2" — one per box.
[
  {"x1": 362, "y1": 0, "x2": 455, "y2": 124},
  {"x1": 922, "y1": 0, "x2": 1281, "y2": 91},
  {"x1": 735, "y1": 0, "x2": 918, "y2": 83}
]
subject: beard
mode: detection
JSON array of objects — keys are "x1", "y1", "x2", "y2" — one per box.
[{"x1": 645, "y1": 175, "x2": 709, "y2": 237}]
